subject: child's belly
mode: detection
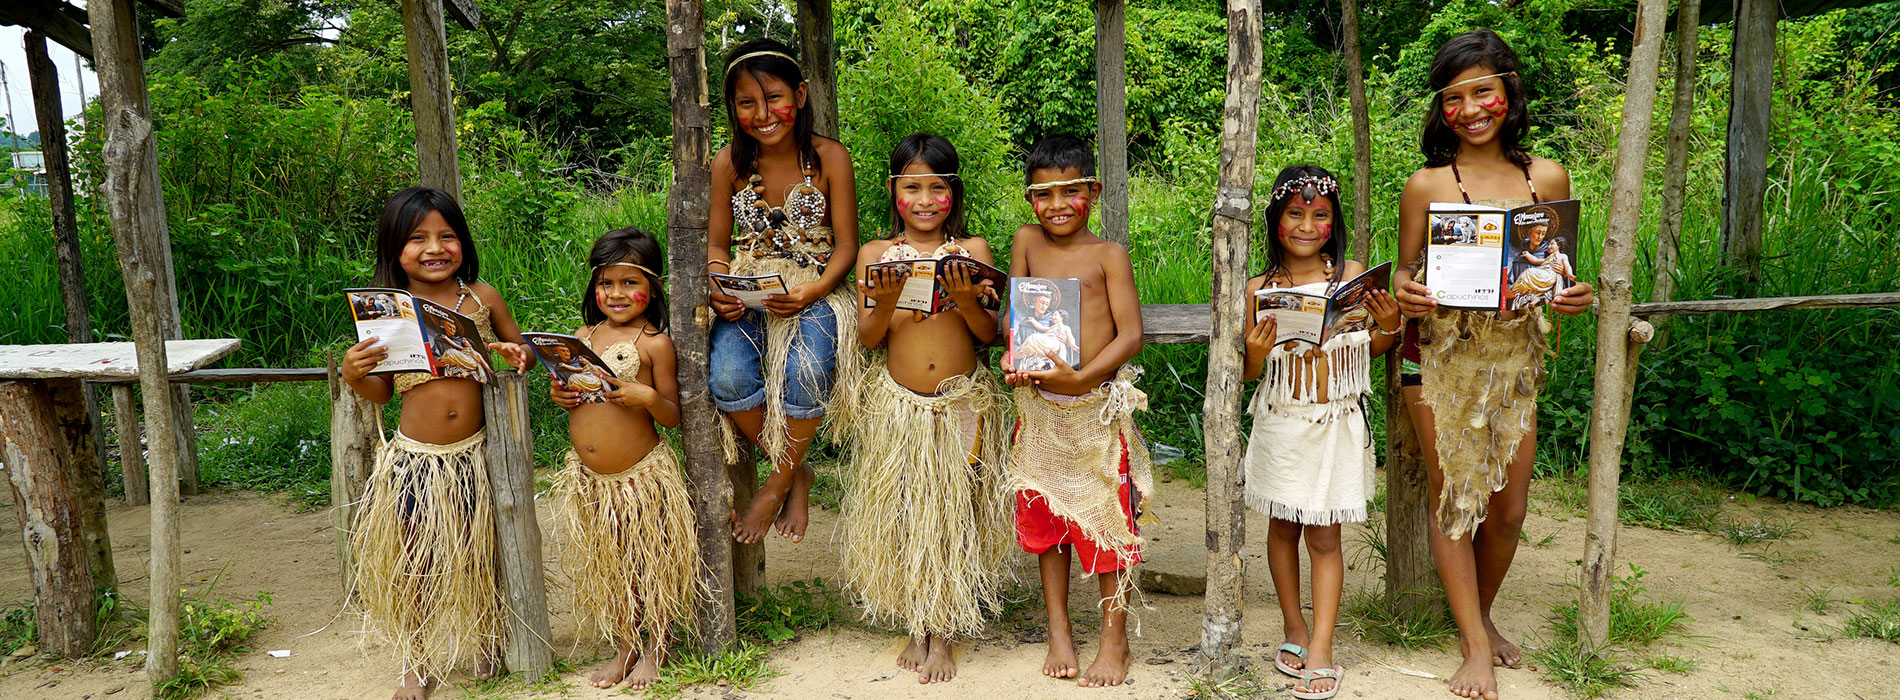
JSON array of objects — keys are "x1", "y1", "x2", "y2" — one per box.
[
  {"x1": 396, "y1": 378, "x2": 486, "y2": 444},
  {"x1": 568, "y1": 405, "x2": 663, "y2": 474},
  {"x1": 885, "y1": 314, "x2": 983, "y2": 394}
]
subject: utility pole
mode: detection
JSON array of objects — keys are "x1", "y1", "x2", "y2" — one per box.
[
  {"x1": 3, "y1": 61, "x2": 19, "y2": 153},
  {"x1": 75, "y1": 53, "x2": 87, "y2": 108}
]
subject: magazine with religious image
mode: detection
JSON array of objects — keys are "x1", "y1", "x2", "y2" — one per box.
[
  {"x1": 710, "y1": 272, "x2": 789, "y2": 310},
  {"x1": 1425, "y1": 199, "x2": 1581, "y2": 311},
  {"x1": 344, "y1": 288, "x2": 494, "y2": 383},
  {"x1": 521, "y1": 332, "x2": 615, "y2": 404},
  {"x1": 1006, "y1": 277, "x2": 1082, "y2": 371},
  {"x1": 1252, "y1": 263, "x2": 1393, "y2": 347},
  {"x1": 864, "y1": 254, "x2": 1008, "y2": 315}
]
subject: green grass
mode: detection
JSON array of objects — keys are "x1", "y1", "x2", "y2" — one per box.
[
  {"x1": 1183, "y1": 668, "x2": 1275, "y2": 699},
  {"x1": 1343, "y1": 587, "x2": 1458, "y2": 650},
  {"x1": 153, "y1": 590, "x2": 273, "y2": 700},
  {"x1": 457, "y1": 658, "x2": 576, "y2": 700},
  {"x1": 190, "y1": 382, "x2": 334, "y2": 509},
  {"x1": 642, "y1": 642, "x2": 776, "y2": 699},
  {"x1": 1530, "y1": 637, "x2": 1645, "y2": 699},
  {"x1": 1714, "y1": 519, "x2": 1804, "y2": 547},
  {"x1": 1841, "y1": 599, "x2": 1900, "y2": 644},
  {"x1": 1617, "y1": 479, "x2": 1724, "y2": 533},
  {"x1": 1547, "y1": 566, "x2": 1692, "y2": 648},
  {"x1": 1800, "y1": 583, "x2": 1836, "y2": 616},
  {"x1": 0, "y1": 604, "x2": 34, "y2": 657},
  {"x1": 1647, "y1": 652, "x2": 1698, "y2": 674},
  {"x1": 734, "y1": 578, "x2": 858, "y2": 646}
]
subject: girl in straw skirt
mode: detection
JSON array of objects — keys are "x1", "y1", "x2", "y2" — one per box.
[
  {"x1": 1242, "y1": 165, "x2": 1401, "y2": 700},
  {"x1": 548, "y1": 227, "x2": 699, "y2": 690},
  {"x1": 340, "y1": 187, "x2": 535, "y2": 700},
  {"x1": 848, "y1": 134, "x2": 1012, "y2": 684}
]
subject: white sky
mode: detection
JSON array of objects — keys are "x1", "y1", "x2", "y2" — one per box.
[{"x1": 0, "y1": 26, "x2": 102, "y2": 137}]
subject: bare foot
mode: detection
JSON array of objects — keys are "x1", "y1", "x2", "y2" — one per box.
[
  {"x1": 624, "y1": 650, "x2": 662, "y2": 690},
  {"x1": 1448, "y1": 645, "x2": 1500, "y2": 699},
  {"x1": 589, "y1": 646, "x2": 634, "y2": 689},
  {"x1": 773, "y1": 465, "x2": 813, "y2": 543},
  {"x1": 1078, "y1": 630, "x2": 1129, "y2": 687},
  {"x1": 392, "y1": 671, "x2": 429, "y2": 700},
  {"x1": 732, "y1": 478, "x2": 788, "y2": 543},
  {"x1": 898, "y1": 636, "x2": 926, "y2": 672},
  {"x1": 1042, "y1": 626, "x2": 1079, "y2": 679},
  {"x1": 473, "y1": 651, "x2": 500, "y2": 681},
  {"x1": 1484, "y1": 619, "x2": 1522, "y2": 668},
  {"x1": 918, "y1": 634, "x2": 955, "y2": 684}
]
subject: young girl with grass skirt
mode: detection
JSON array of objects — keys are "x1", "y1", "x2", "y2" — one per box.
[
  {"x1": 1391, "y1": 29, "x2": 1597, "y2": 700},
  {"x1": 339, "y1": 187, "x2": 535, "y2": 700},
  {"x1": 548, "y1": 227, "x2": 699, "y2": 690},
  {"x1": 847, "y1": 134, "x2": 1013, "y2": 684}
]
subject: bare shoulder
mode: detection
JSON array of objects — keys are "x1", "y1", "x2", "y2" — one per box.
[
  {"x1": 1012, "y1": 223, "x2": 1047, "y2": 242},
  {"x1": 468, "y1": 281, "x2": 507, "y2": 308},
  {"x1": 961, "y1": 235, "x2": 994, "y2": 256},
  {"x1": 1403, "y1": 165, "x2": 1454, "y2": 198},
  {"x1": 639, "y1": 330, "x2": 676, "y2": 356},
  {"x1": 1091, "y1": 237, "x2": 1133, "y2": 268},
  {"x1": 571, "y1": 325, "x2": 588, "y2": 337},
  {"x1": 712, "y1": 146, "x2": 734, "y2": 173},
  {"x1": 1341, "y1": 259, "x2": 1368, "y2": 278},
  {"x1": 1527, "y1": 156, "x2": 1571, "y2": 195},
  {"x1": 1245, "y1": 272, "x2": 1270, "y2": 295},
  {"x1": 858, "y1": 238, "x2": 895, "y2": 260},
  {"x1": 815, "y1": 137, "x2": 853, "y2": 167}
]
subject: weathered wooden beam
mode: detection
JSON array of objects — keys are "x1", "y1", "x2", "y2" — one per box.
[
  {"x1": 48, "y1": 379, "x2": 115, "y2": 593},
  {"x1": 0, "y1": 0, "x2": 95, "y2": 60},
  {"x1": 1341, "y1": 0, "x2": 1373, "y2": 260},
  {"x1": 139, "y1": 0, "x2": 186, "y2": 17},
  {"x1": 794, "y1": 0, "x2": 837, "y2": 138},
  {"x1": 665, "y1": 0, "x2": 737, "y2": 652},
  {"x1": 444, "y1": 0, "x2": 482, "y2": 31},
  {"x1": 483, "y1": 373, "x2": 554, "y2": 677},
  {"x1": 728, "y1": 450, "x2": 763, "y2": 594},
  {"x1": 110, "y1": 384, "x2": 148, "y2": 506},
  {"x1": 1094, "y1": 0, "x2": 1129, "y2": 246},
  {"x1": 402, "y1": 0, "x2": 464, "y2": 200},
  {"x1": 1579, "y1": 0, "x2": 1668, "y2": 651},
  {"x1": 1198, "y1": 0, "x2": 1260, "y2": 676},
  {"x1": 1721, "y1": 0, "x2": 1774, "y2": 283},
  {"x1": 89, "y1": 367, "x2": 331, "y2": 384},
  {"x1": 325, "y1": 357, "x2": 376, "y2": 595},
  {"x1": 1651, "y1": 0, "x2": 1701, "y2": 345},
  {"x1": 0, "y1": 380, "x2": 101, "y2": 657},
  {"x1": 1632, "y1": 292, "x2": 1900, "y2": 316}
]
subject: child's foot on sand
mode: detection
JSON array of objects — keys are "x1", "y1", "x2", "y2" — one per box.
[
  {"x1": 474, "y1": 653, "x2": 500, "y2": 680},
  {"x1": 773, "y1": 465, "x2": 813, "y2": 543},
  {"x1": 918, "y1": 634, "x2": 955, "y2": 684},
  {"x1": 1448, "y1": 645, "x2": 1500, "y2": 699},
  {"x1": 898, "y1": 636, "x2": 927, "y2": 672},
  {"x1": 624, "y1": 651, "x2": 662, "y2": 690},
  {"x1": 1484, "y1": 619, "x2": 1522, "y2": 668},
  {"x1": 1078, "y1": 632, "x2": 1129, "y2": 687},
  {"x1": 589, "y1": 647, "x2": 635, "y2": 688},
  {"x1": 392, "y1": 672, "x2": 429, "y2": 700},
  {"x1": 732, "y1": 480, "x2": 788, "y2": 543},
  {"x1": 1042, "y1": 628, "x2": 1079, "y2": 679}
]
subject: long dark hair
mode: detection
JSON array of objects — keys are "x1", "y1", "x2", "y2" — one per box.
[
  {"x1": 1260, "y1": 164, "x2": 1346, "y2": 286},
  {"x1": 886, "y1": 133, "x2": 968, "y2": 239},
  {"x1": 371, "y1": 187, "x2": 478, "y2": 288},
  {"x1": 581, "y1": 227, "x2": 668, "y2": 332},
  {"x1": 1421, "y1": 28, "x2": 1531, "y2": 169},
  {"x1": 722, "y1": 38, "x2": 820, "y2": 179}
]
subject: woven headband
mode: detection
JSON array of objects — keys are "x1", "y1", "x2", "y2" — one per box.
[
  {"x1": 887, "y1": 172, "x2": 961, "y2": 182},
  {"x1": 1437, "y1": 71, "x2": 1516, "y2": 94},
  {"x1": 595, "y1": 261, "x2": 661, "y2": 279},
  {"x1": 725, "y1": 50, "x2": 800, "y2": 76},
  {"x1": 1270, "y1": 175, "x2": 1339, "y2": 204},
  {"x1": 1025, "y1": 177, "x2": 1098, "y2": 192}
]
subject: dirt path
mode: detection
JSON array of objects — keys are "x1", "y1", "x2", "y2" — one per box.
[{"x1": 1, "y1": 475, "x2": 1895, "y2": 700}]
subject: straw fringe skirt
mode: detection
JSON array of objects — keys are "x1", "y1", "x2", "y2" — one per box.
[
  {"x1": 839, "y1": 367, "x2": 1013, "y2": 638},
  {"x1": 349, "y1": 431, "x2": 502, "y2": 682},
  {"x1": 556, "y1": 447, "x2": 701, "y2": 649}
]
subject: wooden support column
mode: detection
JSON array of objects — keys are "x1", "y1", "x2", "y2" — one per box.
[
  {"x1": 1382, "y1": 359, "x2": 1433, "y2": 607},
  {"x1": 482, "y1": 373, "x2": 553, "y2": 677},
  {"x1": 110, "y1": 385, "x2": 148, "y2": 505},
  {"x1": 1198, "y1": 0, "x2": 1261, "y2": 676},
  {"x1": 1094, "y1": 0, "x2": 1129, "y2": 246},
  {"x1": 665, "y1": 0, "x2": 738, "y2": 651},
  {"x1": 1579, "y1": 0, "x2": 1668, "y2": 651},
  {"x1": 48, "y1": 379, "x2": 115, "y2": 592},
  {"x1": 1341, "y1": 0, "x2": 1373, "y2": 260},
  {"x1": 1721, "y1": 0, "x2": 1774, "y2": 284},
  {"x1": 794, "y1": 0, "x2": 838, "y2": 138},
  {"x1": 728, "y1": 450, "x2": 764, "y2": 594},
  {"x1": 326, "y1": 357, "x2": 378, "y2": 594},
  {"x1": 0, "y1": 380, "x2": 100, "y2": 657},
  {"x1": 402, "y1": 0, "x2": 464, "y2": 201},
  {"x1": 1653, "y1": 0, "x2": 1701, "y2": 344},
  {"x1": 87, "y1": 0, "x2": 186, "y2": 680}
]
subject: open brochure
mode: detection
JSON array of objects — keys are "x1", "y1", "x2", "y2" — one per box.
[
  {"x1": 863, "y1": 254, "x2": 1008, "y2": 315},
  {"x1": 521, "y1": 333, "x2": 616, "y2": 404},
  {"x1": 1254, "y1": 262, "x2": 1392, "y2": 347},
  {"x1": 710, "y1": 272, "x2": 789, "y2": 310},
  {"x1": 345, "y1": 288, "x2": 494, "y2": 383},
  {"x1": 1006, "y1": 277, "x2": 1082, "y2": 371},
  {"x1": 1425, "y1": 199, "x2": 1582, "y2": 311}
]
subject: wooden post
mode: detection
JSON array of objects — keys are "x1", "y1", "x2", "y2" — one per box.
[
  {"x1": 482, "y1": 373, "x2": 554, "y2": 677},
  {"x1": 1652, "y1": 0, "x2": 1701, "y2": 343},
  {"x1": 0, "y1": 380, "x2": 100, "y2": 657},
  {"x1": 110, "y1": 384, "x2": 148, "y2": 505},
  {"x1": 665, "y1": 0, "x2": 738, "y2": 651},
  {"x1": 49, "y1": 379, "x2": 115, "y2": 592},
  {"x1": 1341, "y1": 0, "x2": 1373, "y2": 260},
  {"x1": 1094, "y1": 0, "x2": 1129, "y2": 246},
  {"x1": 1382, "y1": 359, "x2": 1433, "y2": 607},
  {"x1": 402, "y1": 0, "x2": 464, "y2": 201},
  {"x1": 1721, "y1": 0, "x2": 1773, "y2": 283},
  {"x1": 1198, "y1": 0, "x2": 1261, "y2": 676},
  {"x1": 1579, "y1": 0, "x2": 1669, "y2": 651},
  {"x1": 86, "y1": 0, "x2": 186, "y2": 679},
  {"x1": 794, "y1": 0, "x2": 838, "y2": 139},
  {"x1": 326, "y1": 356, "x2": 378, "y2": 594},
  {"x1": 728, "y1": 450, "x2": 764, "y2": 593}
]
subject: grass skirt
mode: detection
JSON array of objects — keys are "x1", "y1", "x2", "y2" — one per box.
[
  {"x1": 349, "y1": 431, "x2": 502, "y2": 683},
  {"x1": 555, "y1": 446, "x2": 701, "y2": 650},
  {"x1": 839, "y1": 366, "x2": 1014, "y2": 638},
  {"x1": 1419, "y1": 307, "x2": 1549, "y2": 540}
]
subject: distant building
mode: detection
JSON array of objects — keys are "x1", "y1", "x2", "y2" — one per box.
[{"x1": 6, "y1": 151, "x2": 48, "y2": 196}]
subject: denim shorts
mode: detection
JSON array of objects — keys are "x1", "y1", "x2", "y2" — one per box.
[{"x1": 708, "y1": 301, "x2": 839, "y2": 420}]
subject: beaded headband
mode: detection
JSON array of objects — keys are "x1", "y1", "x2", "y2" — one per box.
[
  {"x1": 1437, "y1": 71, "x2": 1516, "y2": 94},
  {"x1": 1025, "y1": 177, "x2": 1098, "y2": 192},
  {"x1": 594, "y1": 261, "x2": 661, "y2": 279},
  {"x1": 1270, "y1": 175, "x2": 1339, "y2": 204},
  {"x1": 887, "y1": 173, "x2": 961, "y2": 182},
  {"x1": 725, "y1": 51, "x2": 800, "y2": 76}
]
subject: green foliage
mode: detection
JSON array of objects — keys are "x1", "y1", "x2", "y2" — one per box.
[
  {"x1": 1616, "y1": 479, "x2": 1724, "y2": 532},
  {"x1": 458, "y1": 657, "x2": 576, "y2": 699},
  {"x1": 1531, "y1": 637, "x2": 1645, "y2": 699},
  {"x1": 0, "y1": 604, "x2": 34, "y2": 657},
  {"x1": 1842, "y1": 599, "x2": 1900, "y2": 643},
  {"x1": 644, "y1": 642, "x2": 776, "y2": 699},
  {"x1": 1547, "y1": 565, "x2": 1692, "y2": 649},
  {"x1": 735, "y1": 578, "x2": 853, "y2": 645},
  {"x1": 154, "y1": 591, "x2": 273, "y2": 700},
  {"x1": 1647, "y1": 653, "x2": 1698, "y2": 675},
  {"x1": 1716, "y1": 519, "x2": 1804, "y2": 547},
  {"x1": 1343, "y1": 587, "x2": 1459, "y2": 650},
  {"x1": 193, "y1": 383, "x2": 334, "y2": 508}
]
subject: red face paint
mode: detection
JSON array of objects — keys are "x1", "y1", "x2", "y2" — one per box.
[
  {"x1": 629, "y1": 290, "x2": 650, "y2": 306},
  {"x1": 1479, "y1": 95, "x2": 1506, "y2": 116},
  {"x1": 1444, "y1": 105, "x2": 1460, "y2": 123},
  {"x1": 772, "y1": 105, "x2": 796, "y2": 123},
  {"x1": 738, "y1": 115, "x2": 752, "y2": 127},
  {"x1": 935, "y1": 195, "x2": 951, "y2": 208}
]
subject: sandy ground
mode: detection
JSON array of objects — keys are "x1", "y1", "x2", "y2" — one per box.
[{"x1": 2, "y1": 474, "x2": 1897, "y2": 700}]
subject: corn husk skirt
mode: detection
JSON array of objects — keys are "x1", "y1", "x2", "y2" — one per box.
[
  {"x1": 1418, "y1": 308, "x2": 1549, "y2": 540},
  {"x1": 556, "y1": 446, "x2": 700, "y2": 649},
  {"x1": 839, "y1": 367, "x2": 1013, "y2": 638},
  {"x1": 349, "y1": 431, "x2": 502, "y2": 682}
]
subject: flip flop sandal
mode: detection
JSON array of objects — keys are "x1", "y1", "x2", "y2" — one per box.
[
  {"x1": 1273, "y1": 643, "x2": 1308, "y2": 678},
  {"x1": 1292, "y1": 665, "x2": 1344, "y2": 700}
]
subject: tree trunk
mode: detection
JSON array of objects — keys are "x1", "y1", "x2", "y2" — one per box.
[
  {"x1": 110, "y1": 385, "x2": 148, "y2": 506},
  {"x1": 665, "y1": 0, "x2": 738, "y2": 652},
  {"x1": 0, "y1": 380, "x2": 102, "y2": 657},
  {"x1": 728, "y1": 449, "x2": 764, "y2": 594},
  {"x1": 1341, "y1": 0, "x2": 1373, "y2": 260},
  {"x1": 1382, "y1": 359, "x2": 1434, "y2": 608},
  {"x1": 1579, "y1": 0, "x2": 1669, "y2": 651},
  {"x1": 1198, "y1": 0, "x2": 1262, "y2": 677},
  {"x1": 794, "y1": 0, "x2": 838, "y2": 139},
  {"x1": 402, "y1": 0, "x2": 464, "y2": 201},
  {"x1": 1652, "y1": 0, "x2": 1701, "y2": 345},
  {"x1": 1720, "y1": 0, "x2": 1773, "y2": 284},
  {"x1": 48, "y1": 379, "x2": 115, "y2": 593},
  {"x1": 1094, "y1": 0, "x2": 1129, "y2": 246},
  {"x1": 326, "y1": 356, "x2": 378, "y2": 595},
  {"x1": 483, "y1": 373, "x2": 554, "y2": 677}
]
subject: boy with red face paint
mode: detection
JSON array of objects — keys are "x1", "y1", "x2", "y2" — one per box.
[
  {"x1": 1002, "y1": 135, "x2": 1149, "y2": 689},
  {"x1": 1242, "y1": 165, "x2": 1401, "y2": 700},
  {"x1": 845, "y1": 134, "x2": 1012, "y2": 685},
  {"x1": 1392, "y1": 29, "x2": 1597, "y2": 700}
]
